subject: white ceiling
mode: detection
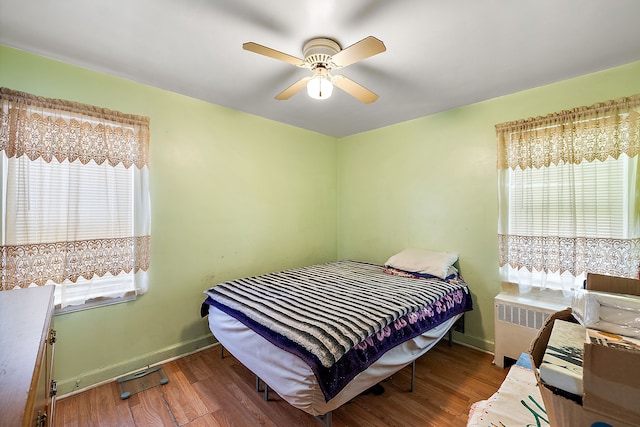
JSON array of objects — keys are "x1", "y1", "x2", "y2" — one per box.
[{"x1": 1, "y1": 0, "x2": 640, "y2": 137}]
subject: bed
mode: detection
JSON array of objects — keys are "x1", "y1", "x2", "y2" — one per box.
[{"x1": 201, "y1": 252, "x2": 472, "y2": 425}]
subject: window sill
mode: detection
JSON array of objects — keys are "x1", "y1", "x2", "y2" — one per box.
[
  {"x1": 500, "y1": 281, "x2": 572, "y2": 307},
  {"x1": 54, "y1": 293, "x2": 137, "y2": 316}
]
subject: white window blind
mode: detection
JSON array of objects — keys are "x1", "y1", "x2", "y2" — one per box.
[
  {"x1": 506, "y1": 157, "x2": 628, "y2": 239},
  {"x1": 9, "y1": 157, "x2": 134, "y2": 243}
]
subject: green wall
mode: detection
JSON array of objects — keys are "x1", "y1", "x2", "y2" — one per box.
[
  {"x1": 337, "y1": 60, "x2": 640, "y2": 350},
  {"x1": 2, "y1": 43, "x2": 640, "y2": 393},
  {"x1": 0, "y1": 45, "x2": 338, "y2": 394}
]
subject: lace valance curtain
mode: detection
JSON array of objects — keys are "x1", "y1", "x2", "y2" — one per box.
[
  {"x1": 497, "y1": 94, "x2": 640, "y2": 170},
  {"x1": 496, "y1": 94, "x2": 640, "y2": 292},
  {"x1": 0, "y1": 88, "x2": 150, "y2": 307},
  {"x1": 0, "y1": 87, "x2": 149, "y2": 167}
]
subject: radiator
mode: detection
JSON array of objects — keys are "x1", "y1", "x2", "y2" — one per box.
[{"x1": 493, "y1": 292, "x2": 569, "y2": 368}]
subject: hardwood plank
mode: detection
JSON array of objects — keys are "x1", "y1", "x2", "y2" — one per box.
[
  {"x1": 53, "y1": 394, "x2": 80, "y2": 427},
  {"x1": 73, "y1": 382, "x2": 135, "y2": 427},
  {"x1": 175, "y1": 349, "x2": 218, "y2": 384},
  {"x1": 129, "y1": 386, "x2": 176, "y2": 427},
  {"x1": 55, "y1": 341, "x2": 509, "y2": 427},
  {"x1": 182, "y1": 413, "x2": 224, "y2": 427},
  {"x1": 161, "y1": 361, "x2": 209, "y2": 426}
]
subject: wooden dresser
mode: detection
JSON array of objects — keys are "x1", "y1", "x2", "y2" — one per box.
[{"x1": 0, "y1": 286, "x2": 56, "y2": 427}]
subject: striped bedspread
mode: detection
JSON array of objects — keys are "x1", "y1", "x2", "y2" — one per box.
[{"x1": 202, "y1": 260, "x2": 472, "y2": 400}]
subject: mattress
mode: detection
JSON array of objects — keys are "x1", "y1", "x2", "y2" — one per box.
[
  {"x1": 202, "y1": 259, "x2": 472, "y2": 415},
  {"x1": 208, "y1": 305, "x2": 461, "y2": 416}
]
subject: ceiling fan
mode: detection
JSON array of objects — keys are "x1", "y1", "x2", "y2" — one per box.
[{"x1": 243, "y1": 36, "x2": 386, "y2": 103}]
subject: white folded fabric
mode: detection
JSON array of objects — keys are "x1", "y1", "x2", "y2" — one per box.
[{"x1": 572, "y1": 289, "x2": 640, "y2": 337}]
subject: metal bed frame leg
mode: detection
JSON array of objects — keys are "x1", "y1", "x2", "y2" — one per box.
[
  {"x1": 255, "y1": 376, "x2": 269, "y2": 400},
  {"x1": 410, "y1": 360, "x2": 415, "y2": 392},
  {"x1": 220, "y1": 345, "x2": 225, "y2": 358},
  {"x1": 316, "y1": 411, "x2": 332, "y2": 427}
]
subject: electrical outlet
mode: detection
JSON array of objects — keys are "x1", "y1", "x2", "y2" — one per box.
[{"x1": 74, "y1": 380, "x2": 81, "y2": 389}]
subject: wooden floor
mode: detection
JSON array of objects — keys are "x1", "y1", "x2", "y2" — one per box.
[{"x1": 54, "y1": 341, "x2": 508, "y2": 427}]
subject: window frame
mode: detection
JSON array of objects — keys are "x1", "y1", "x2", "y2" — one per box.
[
  {"x1": 0, "y1": 87, "x2": 150, "y2": 312},
  {"x1": 496, "y1": 94, "x2": 640, "y2": 293}
]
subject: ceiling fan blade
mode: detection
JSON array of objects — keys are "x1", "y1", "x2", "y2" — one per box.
[
  {"x1": 275, "y1": 77, "x2": 312, "y2": 100},
  {"x1": 331, "y1": 36, "x2": 386, "y2": 68},
  {"x1": 332, "y1": 75, "x2": 379, "y2": 104},
  {"x1": 243, "y1": 42, "x2": 305, "y2": 67}
]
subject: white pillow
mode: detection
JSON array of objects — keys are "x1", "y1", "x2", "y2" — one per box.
[{"x1": 384, "y1": 248, "x2": 459, "y2": 280}]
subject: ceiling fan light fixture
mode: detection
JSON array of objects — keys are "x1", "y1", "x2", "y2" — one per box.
[
  {"x1": 306, "y1": 75, "x2": 333, "y2": 100},
  {"x1": 243, "y1": 36, "x2": 385, "y2": 103}
]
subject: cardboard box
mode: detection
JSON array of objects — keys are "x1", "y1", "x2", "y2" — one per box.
[
  {"x1": 529, "y1": 274, "x2": 640, "y2": 427},
  {"x1": 584, "y1": 272, "x2": 640, "y2": 295}
]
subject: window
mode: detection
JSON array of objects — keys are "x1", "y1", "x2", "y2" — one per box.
[
  {"x1": 496, "y1": 94, "x2": 640, "y2": 294},
  {"x1": 0, "y1": 88, "x2": 150, "y2": 311}
]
